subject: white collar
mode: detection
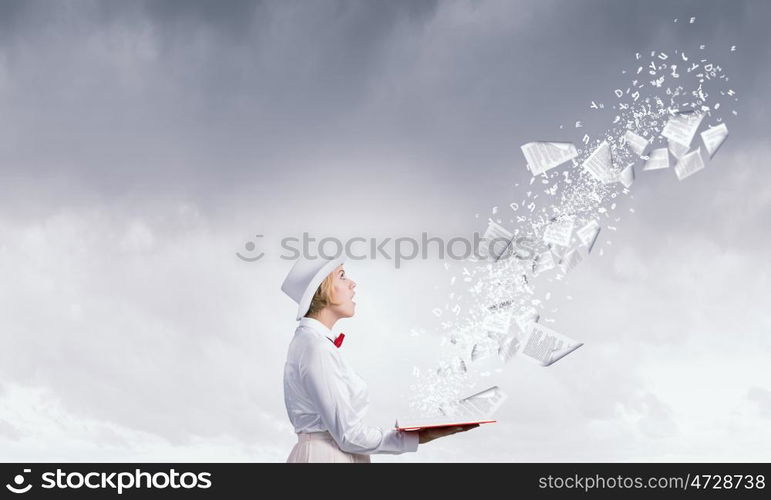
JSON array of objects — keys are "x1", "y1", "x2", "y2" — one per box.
[{"x1": 298, "y1": 316, "x2": 335, "y2": 342}]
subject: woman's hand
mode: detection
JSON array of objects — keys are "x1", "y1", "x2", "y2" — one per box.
[{"x1": 415, "y1": 424, "x2": 480, "y2": 444}]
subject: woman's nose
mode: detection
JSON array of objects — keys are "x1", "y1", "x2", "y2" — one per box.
[{"x1": 350, "y1": 280, "x2": 357, "y2": 289}]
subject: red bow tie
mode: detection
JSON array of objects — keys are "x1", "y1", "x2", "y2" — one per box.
[{"x1": 330, "y1": 333, "x2": 345, "y2": 348}]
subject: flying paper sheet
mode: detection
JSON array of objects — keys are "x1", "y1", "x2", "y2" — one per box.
[
  {"x1": 661, "y1": 110, "x2": 704, "y2": 147},
  {"x1": 470, "y1": 344, "x2": 487, "y2": 362},
  {"x1": 623, "y1": 130, "x2": 648, "y2": 156},
  {"x1": 532, "y1": 250, "x2": 556, "y2": 275},
  {"x1": 643, "y1": 147, "x2": 669, "y2": 171},
  {"x1": 518, "y1": 323, "x2": 583, "y2": 367},
  {"x1": 674, "y1": 147, "x2": 706, "y2": 181},
  {"x1": 668, "y1": 139, "x2": 690, "y2": 160},
  {"x1": 511, "y1": 305, "x2": 540, "y2": 332},
  {"x1": 454, "y1": 385, "x2": 508, "y2": 417},
  {"x1": 487, "y1": 300, "x2": 514, "y2": 312},
  {"x1": 521, "y1": 142, "x2": 579, "y2": 176},
  {"x1": 480, "y1": 220, "x2": 514, "y2": 260},
  {"x1": 542, "y1": 217, "x2": 575, "y2": 247},
  {"x1": 550, "y1": 242, "x2": 568, "y2": 261},
  {"x1": 582, "y1": 141, "x2": 614, "y2": 183},
  {"x1": 616, "y1": 163, "x2": 635, "y2": 188},
  {"x1": 497, "y1": 334, "x2": 519, "y2": 363},
  {"x1": 559, "y1": 246, "x2": 584, "y2": 274},
  {"x1": 396, "y1": 386, "x2": 508, "y2": 430},
  {"x1": 576, "y1": 219, "x2": 601, "y2": 253},
  {"x1": 482, "y1": 309, "x2": 512, "y2": 336},
  {"x1": 495, "y1": 306, "x2": 540, "y2": 362},
  {"x1": 700, "y1": 123, "x2": 728, "y2": 157}
]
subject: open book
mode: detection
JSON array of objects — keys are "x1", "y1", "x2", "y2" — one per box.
[{"x1": 395, "y1": 386, "x2": 506, "y2": 431}]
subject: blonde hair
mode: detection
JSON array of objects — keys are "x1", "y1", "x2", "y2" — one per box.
[{"x1": 305, "y1": 272, "x2": 340, "y2": 318}]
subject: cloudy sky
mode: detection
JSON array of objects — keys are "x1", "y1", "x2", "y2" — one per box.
[{"x1": 1, "y1": 0, "x2": 769, "y2": 462}]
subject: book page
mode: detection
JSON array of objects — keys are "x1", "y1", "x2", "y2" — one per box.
[
  {"x1": 582, "y1": 141, "x2": 614, "y2": 183},
  {"x1": 550, "y1": 242, "x2": 568, "y2": 261},
  {"x1": 497, "y1": 333, "x2": 519, "y2": 363},
  {"x1": 616, "y1": 163, "x2": 635, "y2": 188},
  {"x1": 455, "y1": 385, "x2": 508, "y2": 416},
  {"x1": 542, "y1": 217, "x2": 575, "y2": 247},
  {"x1": 532, "y1": 249, "x2": 556, "y2": 275},
  {"x1": 482, "y1": 309, "x2": 513, "y2": 336},
  {"x1": 674, "y1": 147, "x2": 706, "y2": 181},
  {"x1": 576, "y1": 219, "x2": 601, "y2": 253},
  {"x1": 559, "y1": 246, "x2": 584, "y2": 274},
  {"x1": 668, "y1": 139, "x2": 690, "y2": 159},
  {"x1": 518, "y1": 323, "x2": 583, "y2": 366},
  {"x1": 661, "y1": 110, "x2": 704, "y2": 147},
  {"x1": 480, "y1": 220, "x2": 514, "y2": 260},
  {"x1": 511, "y1": 305, "x2": 540, "y2": 332},
  {"x1": 643, "y1": 147, "x2": 669, "y2": 170},
  {"x1": 701, "y1": 123, "x2": 728, "y2": 157},
  {"x1": 396, "y1": 386, "x2": 507, "y2": 430},
  {"x1": 521, "y1": 142, "x2": 578, "y2": 176},
  {"x1": 623, "y1": 130, "x2": 648, "y2": 156}
]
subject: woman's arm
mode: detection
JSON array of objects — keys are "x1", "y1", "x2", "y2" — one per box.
[{"x1": 300, "y1": 345, "x2": 419, "y2": 455}]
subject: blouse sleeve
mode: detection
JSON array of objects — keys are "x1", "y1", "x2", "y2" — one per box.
[{"x1": 300, "y1": 344, "x2": 419, "y2": 455}]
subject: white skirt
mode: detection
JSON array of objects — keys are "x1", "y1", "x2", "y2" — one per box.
[{"x1": 287, "y1": 431, "x2": 371, "y2": 463}]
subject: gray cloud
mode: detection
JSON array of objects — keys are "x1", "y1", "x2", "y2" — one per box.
[
  {"x1": 748, "y1": 387, "x2": 771, "y2": 418},
  {"x1": 1, "y1": 0, "x2": 768, "y2": 213}
]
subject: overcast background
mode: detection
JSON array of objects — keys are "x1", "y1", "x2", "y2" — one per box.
[{"x1": 1, "y1": 0, "x2": 769, "y2": 462}]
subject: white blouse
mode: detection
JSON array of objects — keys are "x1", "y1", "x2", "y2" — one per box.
[{"x1": 283, "y1": 317, "x2": 419, "y2": 455}]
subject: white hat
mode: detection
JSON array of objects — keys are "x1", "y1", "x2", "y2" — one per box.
[{"x1": 281, "y1": 256, "x2": 345, "y2": 321}]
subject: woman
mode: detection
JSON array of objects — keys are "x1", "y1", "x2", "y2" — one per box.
[{"x1": 281, "y1": 256, "x2": 478, "y2": 462}]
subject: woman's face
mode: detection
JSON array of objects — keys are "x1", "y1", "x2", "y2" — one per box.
[{"x1": 329, "y1": 264, "x2": 356, "y2": 318}]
